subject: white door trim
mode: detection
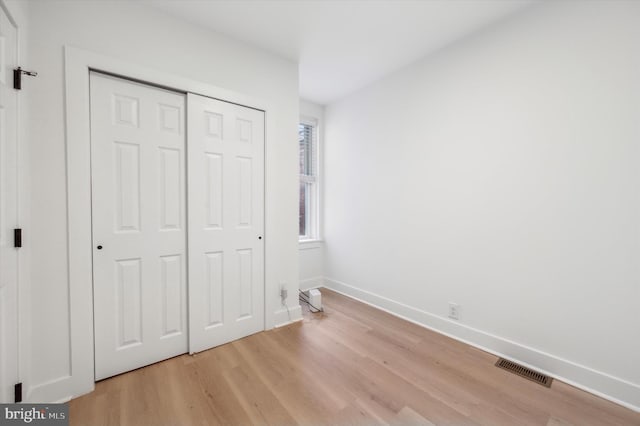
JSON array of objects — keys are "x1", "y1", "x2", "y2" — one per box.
[
  {"x1": 60, "y1": 46, "x2": 276, "y2": 401},
  {"x1": 0, "y1": 0, "x2": 20, "y2": 404}
]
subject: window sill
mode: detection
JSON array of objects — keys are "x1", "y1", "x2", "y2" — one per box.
[{"x1": 298, "y1": 239, "x2": 324, "y2": 250}]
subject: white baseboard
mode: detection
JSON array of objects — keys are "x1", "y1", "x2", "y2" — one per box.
[
  {"x1": 273, "y1": 304, "x2": 303, "y2": 328},
  {"x1": 26, "y1": 375, "x2": 77, "y2": 403},
  {"x1": 300, "y1": 276, "x2": 324, "y2": 292},
  {"x1": 323, "y1": 277, "x2": 640, "y2": 413}
]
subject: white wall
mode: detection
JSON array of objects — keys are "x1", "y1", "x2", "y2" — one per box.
[
  {"x1": 299, "y1": 100, "x2": 325, "y2": 290},
  {"x1": 22, "y1": 0, "x2": 300, "y2": 402},
  {"x1": 299, "y1": 242, "x2": 323, "y2": 291},
  {"x1": 324, "y1": 0, "x2": 640, "y2": 409}
]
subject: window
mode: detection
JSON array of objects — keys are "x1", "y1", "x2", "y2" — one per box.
[{"x1": 299, "y1": 119, "x2": 319, "y2": 240}]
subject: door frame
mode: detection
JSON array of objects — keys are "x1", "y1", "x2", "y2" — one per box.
[
  {"x1": 64, "y1": 46, "x2": 275, "y2": 399},
  {"x1": 0, "y1": 0, "x2": 21, "y2": 403}
]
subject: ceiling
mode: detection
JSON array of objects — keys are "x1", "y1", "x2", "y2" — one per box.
[{"x1": 146, "y1": 0, "x2": 534, "y2": 105}]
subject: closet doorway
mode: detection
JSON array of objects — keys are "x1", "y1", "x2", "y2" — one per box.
[{"x1": 90, "y1": 72, "x2": 265, "y2": 380}]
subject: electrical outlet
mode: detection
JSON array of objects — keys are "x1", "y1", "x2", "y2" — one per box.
[
  {"x1": 280, "y1": 285, "x2": 288, "y2": 303},
  {"x1": 448, "y1": 302, "x2": 460, "y2": 320}
]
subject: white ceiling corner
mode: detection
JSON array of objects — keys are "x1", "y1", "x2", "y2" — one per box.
[{"x1": 145, "y1": 0, "x2": 534, "y2": 105}]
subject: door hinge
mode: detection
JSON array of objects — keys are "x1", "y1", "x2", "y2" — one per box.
[
  {"x1": 13, "y1": 67, "x2": 38, "y2": 90},
  {"x1": 14, "y1": 228, "x2": 22, "y2": 248},
  {"x1": 14, "y1": 382, "x2": 22, "y2": 403}
]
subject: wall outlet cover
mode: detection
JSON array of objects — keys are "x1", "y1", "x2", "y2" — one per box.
[{"x1": 448, "y1": 302, "x2": 460, "y2": 320}]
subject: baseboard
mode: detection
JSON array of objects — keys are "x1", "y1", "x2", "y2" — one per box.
[
  {"x1": 26, "y1": 375, "x2": 76, "y2": 403},
  {"x1": 273, "y1": 304, "x2": 303, "y2": 328},
  {"x1": 323, "y1": 277, "x2": 640, "y2": 412},
  {"x1": 300, "y1": 276, "x2": 324, "y2": 292}
]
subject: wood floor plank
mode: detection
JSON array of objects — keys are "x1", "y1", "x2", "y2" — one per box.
[
  {"x1": 191, "y1": 346, "x2": 256, "y2": 425},
  {"x1": 69, "y1": 289, "x2": 640, "y2": 425},
  {"x1": 223, "y1": 363, "x2": 298, "y2": 425},
  {"x1": 390, "y1": 406, "x2": 436, "y2": 426},
  {"x1": 327, "y1": 398, "x2": 390, "y2": 425}
]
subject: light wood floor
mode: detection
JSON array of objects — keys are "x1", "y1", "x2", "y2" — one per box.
[{"x1": 70, "y1": 289, "x2": 640, "y2": 425}]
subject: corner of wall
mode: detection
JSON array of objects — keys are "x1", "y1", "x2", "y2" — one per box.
[{"x1": 273, "y1": 305, "x2": 303, "y2": 328}]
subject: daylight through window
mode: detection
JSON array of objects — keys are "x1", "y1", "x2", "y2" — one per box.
[{"x1": 299, "y1": 120, "x2": 318, "y2": 240}]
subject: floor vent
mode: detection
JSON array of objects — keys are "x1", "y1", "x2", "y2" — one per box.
[{"x1": 495, "y1": 358, "x2": 553, "y2": 387}]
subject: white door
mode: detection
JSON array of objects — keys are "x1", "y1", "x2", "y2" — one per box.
[
  {"x1": 187, "y1": 93, "x2": 265, "y2": 353},
  {"x1": 0, "y1": 4, "x2": 19, "y2": 403},
  {"x1": 90, "y1": 72, "x2": 188, "y2": 380}
]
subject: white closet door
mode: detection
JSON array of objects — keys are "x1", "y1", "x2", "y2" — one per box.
[
  {"x1": 187, "y1": 93, "x2": 265, "y2": 354},
  {"x1": 90, "y1": 72, "x2": 187, "y2": 380},
  {"x1": 0, "y1": 5, "x2": 19, "y2": 403}
]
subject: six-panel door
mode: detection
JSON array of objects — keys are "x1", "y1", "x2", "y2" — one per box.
[
  {"x1": 187, "y1": 93, "x2": 265, "y2": 354},
  {"x1": 90, "y1": 73, "x2": 188, "y2": 380}
]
